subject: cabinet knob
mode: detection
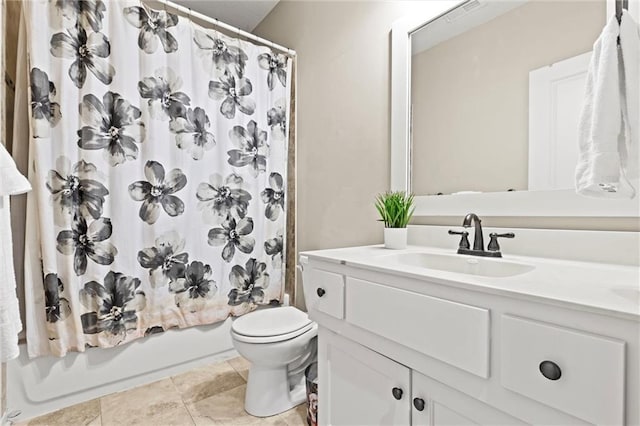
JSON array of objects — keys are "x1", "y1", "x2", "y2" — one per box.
[
  {"x1": 316, "y1": 288, "x2": 326, "y2": 297},
  {"x1": 539, "y1": 360, "x2": 562, "y2": 381},
  {"x1": 413, "y1": 397, "x2": 426, "y2": 411},
  {"x1": 392, "y1": 387, "x2": 403, "y2": 400}
]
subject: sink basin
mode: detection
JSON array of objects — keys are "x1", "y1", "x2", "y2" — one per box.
[{"x1": 384, "y1": 252, "x2": 535, "y2": 278}]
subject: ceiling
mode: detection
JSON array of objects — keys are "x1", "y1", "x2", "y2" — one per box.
[{"x1": 172, "y1": 0, "x2": 280, "y2": 32}]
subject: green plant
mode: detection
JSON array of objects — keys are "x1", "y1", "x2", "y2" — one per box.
[{"x1": 374, "y1": 191, "x2": 415, "y2": 228}]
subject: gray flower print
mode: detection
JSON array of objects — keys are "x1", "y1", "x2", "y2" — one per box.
[
  {"x1": 79, "y1": 271, "x2": 146, "y2": 346},
  {"x1": 30, "y1": 68, "x2": 61, "y2": 138},
  {"x1": 258, "y1": 52, "x2": 287, "y2": 90},
  {"x1": 77, "y1": 92, "x2": 146, "y2": 166},
  {"x1": 137, "y1": 231, "x2": 189, "y2": 288},
  {"x1": 227, "y1": 120, "x2": 268, "y2": 177},
  {"x1": 128, "y1": 161, "x2": 187, "y2": 225},
  {"x1": 264, "y1": 230, "x2": 283, "y2": 267},
  {"x1": 56, "y1": 215, "x2": 117, "y2": 276},
  {"x1": 44, "y1": 273, "x2": 71, "y2": 323},
  {"x1": 208, "y1": 217, "x2": 255, "y2": 263},
  {"x1": 50, "y1": 24, "x2": 114, "y2": 88},
  {"x1": 267, "y1": 98, "x2": 287, "y2": 142},
  {"x1": 52, "y1": 0, "x2": 106, "y2": 32},
  {"x1": 193, "y1": 30, "x2": 248, "y2": 77},
  {"x1": 196, "y1": 173, "x2": 252, "y2": 224},
  {"x1": 169, "y1": 107, "x2": 215, "y2": 160},
  {"x1": 46, "y1": 156, "x2": 109, "y2": 226},
  {"x1": 168, "y1": 261, "x2": 217, "y2": 313},
  {"x1": 138, "y1": 67, "x2": 191, "y2": 121},
  {"x1": 261, "y1": 173, "x2": 285, "y2": 221},
  {"x1": 208, "y1": 71, "x2": 255, "y2": 119},
  {"x1": 123, "y1": 6, "x2": 179, "y2": 54},
  {"x1": 228, "y1": 258, "x2": 269, "y2": 306}
]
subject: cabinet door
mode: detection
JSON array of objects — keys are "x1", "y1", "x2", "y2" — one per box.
[
  {"x1": 412, "y1": 371, "x2": 525, "y2": 426},
  {"x1": 319, "y1": 330, "x2": 411, "y2": 426}
]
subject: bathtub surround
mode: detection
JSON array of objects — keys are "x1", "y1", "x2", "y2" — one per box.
[
  {"x1": 13, "y1": 355, "x2": 307, "y2": 425},
  {"x1": 21, "y1": 0, "x2": 291, "y2": 358}
]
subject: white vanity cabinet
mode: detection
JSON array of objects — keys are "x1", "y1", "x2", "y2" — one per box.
[
  {"x1": 321, "y1": 329, "x2": 523, "y2": 426},
  {"x1": 321, "y1": 330, "x2": 411, "y2": 425},
  {"x1": 301, "y1": 249, "x2": 640, "y2": 426}
]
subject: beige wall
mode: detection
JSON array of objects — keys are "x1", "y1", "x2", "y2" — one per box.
[
  {"x1": 411, "y1": 0, "x2": 605, "y2": 195},
  {"x1": 255, "y1": 1, "x2": 440, "y2": 252}
]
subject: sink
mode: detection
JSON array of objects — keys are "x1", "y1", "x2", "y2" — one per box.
[{"x1": 384, "y1": 252, "x2": 535, "y2": 278}]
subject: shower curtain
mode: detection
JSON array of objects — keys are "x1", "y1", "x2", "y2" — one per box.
[{"x1": 21, "y1": 0, "x2": 291, "y2": 357}]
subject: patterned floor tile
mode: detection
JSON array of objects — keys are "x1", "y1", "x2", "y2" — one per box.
[
  {"x1": 26, "y1": 398, "x2": 101, "y2": 426},
  {"x1": 100, "y1": 378, "x2": 193, "y2": 426},
  {"x1": 227, "y1": 356, "x2": 251, "y2": 381},
  {"x1": 172, "y1": 361, "x2": 246, "y2": 404}
]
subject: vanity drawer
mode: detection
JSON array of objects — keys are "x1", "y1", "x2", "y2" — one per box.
[
  {"x1": 501, "y1": 315, "x2": 625, "y2": 425},
  {"x1": 345, "y1": 277, "x2": 490, "y2": 378},
  {"x1": 306, "y1": 269, "x2": 345, "y2": 319}
]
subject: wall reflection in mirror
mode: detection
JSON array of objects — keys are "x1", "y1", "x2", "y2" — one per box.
[{"x1": 410, "y1": 0, "x2": 605, "y2": 196}]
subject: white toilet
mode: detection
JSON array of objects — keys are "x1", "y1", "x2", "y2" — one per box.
[{"x1": 231, "y1": 305, "x2": 318, "y2": 417}]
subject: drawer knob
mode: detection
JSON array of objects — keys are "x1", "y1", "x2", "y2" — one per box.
[
  {"x1": 316, "y1": 288, "x2": 326, "y2": 297},
  {"x1": 539, "y1": 360, "x2": 562, "y2": 381},
  {"x1": 392, "y1": 387, "x2": 403, "y2": 400},
  {"x1": 413, "y1": 397, "x2": 426, "y2": 411}
]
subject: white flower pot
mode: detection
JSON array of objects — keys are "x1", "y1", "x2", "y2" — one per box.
[{"x1": 384, "y1": 228, "x2": 407, "y2": 250}]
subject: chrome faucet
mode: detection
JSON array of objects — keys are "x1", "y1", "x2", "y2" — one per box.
[{"x1": 448, "y1": 213, "x2": 514, "y2": 258}]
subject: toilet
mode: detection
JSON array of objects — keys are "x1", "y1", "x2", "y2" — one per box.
[{"x1": 231, "y1": 306, "x2": 318, "y2": 417}]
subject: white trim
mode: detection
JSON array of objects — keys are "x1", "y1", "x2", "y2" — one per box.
[
  {"x1": 413, "y1": 189, "x2": 639, "y2": 217},
  {"x1": 390, "y1": 1, "x2": 463, "y2": 191},
  {"x1": 390, "y1": 0, "x2": 640, "y2": 217},
  {"x1": 528, "y1": 52, "x2": 592, "y2": 191}
]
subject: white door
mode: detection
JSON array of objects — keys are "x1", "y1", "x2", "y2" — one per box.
[
  {"x1": 412, "y1": 371, "x2": 526, "y2": 426},
  {"x1": 528, "y1": 51, "x2": 592, "y2": 191},
  {"x1": 319, "y1": 329, "x2": 411, "y2": 426}
]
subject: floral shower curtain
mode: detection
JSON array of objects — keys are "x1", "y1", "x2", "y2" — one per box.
[{"x1": 22, "y1": 0, "x2": 291, "y2": 357}]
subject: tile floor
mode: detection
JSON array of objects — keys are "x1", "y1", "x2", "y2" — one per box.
[{"x1": 17, "y1": 356, "x2": 308, "y2": 426}]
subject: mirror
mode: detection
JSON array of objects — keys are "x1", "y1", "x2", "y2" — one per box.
[{"x1": 409, "y1": 0, "x2": 605, "y2": 196}]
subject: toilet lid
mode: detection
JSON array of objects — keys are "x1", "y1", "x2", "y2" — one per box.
[{"x1": 232, "y1": 306, "x2": 312, "y2": 338}]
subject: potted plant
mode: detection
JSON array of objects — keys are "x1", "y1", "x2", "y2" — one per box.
[{"x1": 375, "y1": 191, "x2": 415, "y2": 249}]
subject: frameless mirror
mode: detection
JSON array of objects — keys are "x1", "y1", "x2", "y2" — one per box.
[{"x1": 409, "y1": 0, "x2": 605, "y2": 196}]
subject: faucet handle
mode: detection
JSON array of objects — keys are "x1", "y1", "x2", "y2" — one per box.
[
  {"x1": 448, "y1": 230, "x2": 470, "y2": 250},
  {"x1": 487, "y1": 232, "x2": 515, "y2": 252}
]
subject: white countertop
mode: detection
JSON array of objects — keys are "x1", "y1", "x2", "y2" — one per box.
[{"x1": 300, "y1": 245, "x2": 640, "y2": 321}]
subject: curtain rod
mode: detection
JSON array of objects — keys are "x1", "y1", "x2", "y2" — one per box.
[{"x1": 149, "y1": 0, "x2": 296, "y2": 57}]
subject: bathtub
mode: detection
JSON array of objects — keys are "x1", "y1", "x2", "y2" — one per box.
[{"x1": 7, "y1": 317, "x2": 236, "y2": 421}]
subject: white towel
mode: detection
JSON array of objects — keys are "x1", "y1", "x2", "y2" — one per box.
[
  {"x1": 620, "y1": 10, "x2": 640, "y2": 181},
  {"x1": 0, "y1": 143, "x2": 31, "y2": 362},
  {"x1": 575, "y1": 13, "x2": 639, "y2": 198}
]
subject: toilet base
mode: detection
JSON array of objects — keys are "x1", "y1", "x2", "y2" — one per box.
[{"x1": 244, "y1": 365, "x2": 306, "y2": 417}]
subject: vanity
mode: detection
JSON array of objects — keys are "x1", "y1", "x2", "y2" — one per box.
[{"x1": 299, "y1": 228, "x2": 640, "y2": 425}]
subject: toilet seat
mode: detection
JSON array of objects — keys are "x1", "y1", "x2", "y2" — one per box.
[{"x1": 231, "y1": 306, "x2": 314, "y2": 344}]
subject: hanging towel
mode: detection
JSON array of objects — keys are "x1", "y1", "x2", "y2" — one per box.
[
  {"x1": 0, "y1": 143, "x2": 31, "y2": 362},
  {"x1": 575, "y1": 13, "x2": 639, "y2": 198},
  {"x1": 619, "y1": 10, "x2": 640, "y2": 183}
]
